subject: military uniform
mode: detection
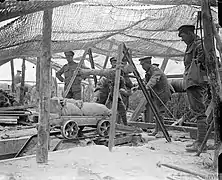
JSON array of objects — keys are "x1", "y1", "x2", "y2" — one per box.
[
  {"x1": 144, "y1": 65, "x2": 171, "y2": 133},
  {"x1": 183, "y1": 37, "x2": 208, "y2": 145},
  {"x1": 56, "y1": 61, "x2": 84, "y2": 100},
  {"x1": 178, "y1": 25, "x2": 208, "y2": 151}
]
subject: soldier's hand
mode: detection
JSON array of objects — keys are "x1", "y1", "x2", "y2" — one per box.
[{"x1": 131, "y1": 86, "x2": 138, "y2": 93}]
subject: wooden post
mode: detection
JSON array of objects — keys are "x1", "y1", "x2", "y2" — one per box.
[
  {"x1": 10, "y1": 59, "x2": 15, "y2": 93},
  {"x1": 36, "y1": 9, "x2": 53, "y2": 164},
  {"x1": 36, "y1": 57, "x2": 40, "y2": 104},
  {"x1": 19, "y1": 58, "x2": 26, "y2": 104},
  {"x1": 103, "y1": 41, "x2": 114, "y2": 69},
  {"x1": 63, "y1": 50, "x2": 88, "y2": 98},
  {"x1": 201, "y1": 0, "x2": 222, "y2": 169},
  {"x1": 108, "y1": 43, "x2": 123, "y2": 151}
]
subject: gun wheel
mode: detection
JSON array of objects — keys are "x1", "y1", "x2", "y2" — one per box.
[
  {"x1": 97, "y1": 120, "x2": 110, "y2": 137},
  {"x1": 61, "y1": 120, "x2": 78, "y2": 140}
]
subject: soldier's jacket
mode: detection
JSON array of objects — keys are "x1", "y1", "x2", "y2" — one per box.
[
  {"x1": 183, "y1": 37, "x2": 208, "y2": 89},
  {"x1": 145, "y1": 65, "x2": 171, "y2": 104},
  {"x1": 121, "y1": 71, "x2": 133, "y2": 96},
  {"x1": 56, "y1": 61, "x2": 87, "y2": 92}
]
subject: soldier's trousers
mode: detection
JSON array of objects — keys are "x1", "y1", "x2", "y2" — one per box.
[{"x1": 186, "y1": 85, "x2": 208, "y2": 143}]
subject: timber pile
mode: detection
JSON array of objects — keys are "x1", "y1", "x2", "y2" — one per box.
[{"x1": 0, "y1": 105, "x2": 33, "y2": 125}]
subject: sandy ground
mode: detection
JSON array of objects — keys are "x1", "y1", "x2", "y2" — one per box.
[{"x1": 0, "y1": 130, "x2": 217, "y2": 180}]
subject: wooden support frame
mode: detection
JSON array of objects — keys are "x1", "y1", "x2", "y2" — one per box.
[
  {"x1": 201, "y1": 0, "x2": 222, "y2": 169},
  {"x1": 108, "y1": 43, "x2": 124, "y2": 151},
  {"x1": 36, "y1": 57, "x2": 40, "y2": 104},
  {"x1": 36, "y1": 9, "x2": 53, "y2": 164},
  {"x1": 10, "y1": 59, "x2": 15, "y2": 93},
  {"x1": 63, "y1": 49, "x2": 88, "y2": 98}
]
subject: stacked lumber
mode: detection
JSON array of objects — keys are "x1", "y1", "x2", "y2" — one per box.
[{"x1": 0, "y1": 105, "x2": 33, "y2": 125}]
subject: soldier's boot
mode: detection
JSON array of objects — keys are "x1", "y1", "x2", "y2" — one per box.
[{"x1": 186, "y1": 120, "x2": 207, "y2": 152}]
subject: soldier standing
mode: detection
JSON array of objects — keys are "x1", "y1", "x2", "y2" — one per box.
[
  {"x1": 56, "y1": 51, "x2": 88, "y2": 100},
  {"x1": 178, "y1": 25, "x2": 208, "y2": 152},
  {"x1": 132, "y1": 56, "x2": 171, "y2": 137}
]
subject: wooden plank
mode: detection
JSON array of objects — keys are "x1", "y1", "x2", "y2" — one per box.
[
  {"x1": 0, "y1": 116, "x2": 19, "y2": 119},
  {"x1": 10, "y1": 59, "x2": 15, "y2": 93},
  {"x1": 128, "y1": 121, "x2": 215, "y2": 139},
  {"x1": 166, "y1": 74, "x2": 183, "y2": 79},
  {"x1": 36, "y1": 9, "x2": 52, "y2": 164},
  {"x1": 36, "y1": 57, "x2": 40, "y2": 103},
  {"x1": 0, "y1": 119, "x2": 17, "y2": 124},
  {"x1": 115, "y1": 124, "x2": 143, "y2": 133},
  {"x1": 108, "y1": 44, "x2": 123, "y2": 151},
  {"x1": 114, "y1": 135, "x2": 133, "y2": 146},
  {"x1": 0, "y1": 104, "x2": 36, "y2": 111}
]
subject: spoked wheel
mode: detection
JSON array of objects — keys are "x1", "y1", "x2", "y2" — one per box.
[
  {"x1": 97, "y1": 120, "x2": 110, "y2": 137},
  {"x1": 61, "y1": 120, "x2": 79, "y2": 140}
]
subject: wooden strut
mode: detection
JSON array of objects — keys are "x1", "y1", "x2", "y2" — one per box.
[
  {"x1": 122, "y1": 44, "x2": 171, "y2": 142},
  {"x1": 88, "y1": 48, "x2": 97, "y2": 86},
  {"x1": 19, "y1": 58, "x2": 26, "y2": 104},
  {"x1": 63, "y1": 49, "x2": 88, "y2": 98},
  {"x1": 108, "y1": 44, "x2": 123, "y2": 151}
]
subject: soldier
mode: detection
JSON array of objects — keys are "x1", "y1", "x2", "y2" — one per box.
[
  {"x1": 93, "y1": 57, "x2": 128, "y2": 125},
  {"x1": 178, "y1": 25, "x2": 208, "y2": 152},
  {"x1": 14, "y1": 70, "x2": 22, "y2": 85},
  {"x1": 56, "y1": 51, "x2": 88, "y2": 100},
  {"x1": 132, "y1": 56, "x2": 171, "y2": 137}
]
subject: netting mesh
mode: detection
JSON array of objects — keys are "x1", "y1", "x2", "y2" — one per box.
[{"x1": 0, "y1": 2, "x2": 219, "y2": 64}]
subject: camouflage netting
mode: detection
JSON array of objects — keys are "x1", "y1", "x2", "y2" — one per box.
[{"x1": 0, "y1": 0, "x2": 219, "y2": 67}]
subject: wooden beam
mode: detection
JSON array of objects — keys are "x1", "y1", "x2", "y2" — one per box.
[
  {"x1": 166, "y1": 74, "x2": 183, "y2": 79},
  {"x1": 19, "y1": 58, "x2": 26, "y2": 104},
  {"x1": 88, "y1": 48, "x2": 97, "y2": 86},
  {"x1": 36, "y1": 9, "x2": 52, "y2": 164},
  {"x1": 108, "y1": 43, "x2": 124, "y2": 151},
  {"x1": 63, "y1": 50, "x2": 88, "y2": 98},
  {"x1": 201, "y1": 0, "x2": 221, "y2": 169},
  {"x1": 10, "y1": 59, "x2": 15, "y2": 93},
  {"x1": 129, "y1": 99, "x2": 147, "y2": 122}
]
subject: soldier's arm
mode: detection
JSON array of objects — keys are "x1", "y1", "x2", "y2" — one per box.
[
  {"x1": 56, "y1": 66, "x2": 65, "y2": 82},
  {"x1": 146, "y1": 70, "x2": 162, "y2": 88}
]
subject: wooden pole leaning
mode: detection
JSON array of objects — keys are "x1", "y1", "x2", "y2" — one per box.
[
  {"x1": 122, "y1": 44, "x2": 171, "y2": 142},
  {"x1": 10, "y1": 59, "x2": 15, "y2": 93},
  {"x1": 36, "y1": 9, "x2": 53, "y2": 164},
  {"x1": 88, "y1": 48, "x2": 97, "y2": 86},
  {"x1": 108, "y1": 43, "x2": 124, "y2": 151},
  {"x1": 63, "y1": 49, "x2": 88, "y2": 98}
]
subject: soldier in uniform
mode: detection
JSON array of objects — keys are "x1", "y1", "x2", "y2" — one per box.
[
  {"x1": 14, "y1": 70, "x2": 22, "y2": 85},
  {"x1": 56, "y1": 51, "x2": 88, "y2": 100},
  {"x1": 178, "y1": 25, "x2": 208, "y2": 152},
  {"x1": 93, "y1": 57, "x2": 128, "y2": 125},
  {"x1": 132, "y1": 56, "x2": 172, "y2": 136}
]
